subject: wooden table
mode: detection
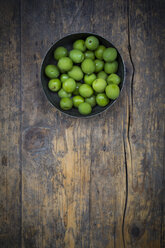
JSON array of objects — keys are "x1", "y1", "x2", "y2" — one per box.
[{"x1": 0, "y1": 0, "x2": 164, "y2": 247}]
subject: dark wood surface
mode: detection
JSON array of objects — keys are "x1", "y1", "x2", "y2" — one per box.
[{"x1": 0, "y1": 0, "x2": 164, "y2": 247}]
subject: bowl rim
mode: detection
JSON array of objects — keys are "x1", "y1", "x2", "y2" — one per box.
[{"x1": 40, "y1": 32, "x2": 126, "y2": 119}]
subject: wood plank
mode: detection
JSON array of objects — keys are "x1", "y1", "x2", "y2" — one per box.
[
  {"x1": 21, "y1": 0, "x2": 132, "y2": 247},
  {"x1": 20, "y1": 0, "x2": 165, "y2": 247},
  {"x1": 21, "y1": 0, "x2": 96, "y2": 247},
  {"x1": 88, "y1": 0, "x2": 131, "y2": 247},
  {"x1": 0, "y1": 0, "x2": 21, "y2": 247},
  {"x1": 124, "y1": 0, "x2": 165, "y2": 247}
]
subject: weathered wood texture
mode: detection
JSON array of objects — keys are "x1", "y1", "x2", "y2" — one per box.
[
  {"x1": 124, "y1": 1, "x2": 165, "y2": 247},
  {"x1": 0, "y1": 0, "x2": 164, "y2": 247},
  {"x1": 0, "y1": 0, "x2": 21, "y2": 247}
]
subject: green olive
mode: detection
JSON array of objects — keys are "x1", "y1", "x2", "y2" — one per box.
[
  {"x1": 97, "y1": 71, "x2": 108, "y2": 80},
  {"x1": 69, "y1": 49, "x2": 84, "y2": 63},
  {"x1": 68, "y1": 66, "x2": 83, "y2": 81},
  {"x1": 107, "y1": 73, "x2": 121, "y2": 85},
  {"x1": 60, "y1": 97, "x2": 73, "y2": 110},
  {"x1": 60, "y1": 74, "x2": 69, "y2": 83},
  {"x1": 105, "y1": 84, "x2": 120, "y2": 100},
  {"x1": 81, "y1": 59, "x2": 95, "y2": 74},
  {"x1": 63, "y1": 78, "x2": 76, "y2": 93},
  {"x1": 84, "y1": 50, "x2": 95, "y2": 60},
  {"x1": 85, "y1": 95, "x2": 96, "y2": 107},
  {"x1": 58, "y1": 89, "x2": 72, "y2": 98},
  {"x1": 73, "y1": 39, "x2": 86, "y2": 52},
  {"x1": 85, "y1": 36, "x2": 99, "y2": 50},
  {"x1": 79, "y1": 84, "x2": 93, "y2": 98},
  {"x1": 103, "y1": 47, "x2": 117, "y2": 62},
  {"x1": 94, "y1": 59, "x2": 104, "y2": 72},
  {"x1": 57, "y1": 57, "x2": 73, "y2": 72},
  {"x1": 54, "y1": 46, "x2": 68, "y2": 60},
  {"x1": 95, "y1": 45, "x2": 106, "y2": 59},
  {"x1": 78, "y1": 102, "x2": 92, "y2": 115},
  {"x1": 96, "y1": 93, "x2": 109, "y2": 107},
  {"x1": 84, "y1": 73, "x2": 97, "y2": 85},
  {"x1": 48, "y1": 78, "x2": 61, "y2": 92},
  {"x1": 72, "y1": 82, "x2": 82, "y2": 95},
  {"x1": 73, "y1": 95, "x2": 84, "y2": 108},
  {"x1": 104, "y1": 61, "x2": 118, "y2": 74},
  {"x1": 92, "y1": 78, "x2": 107, "y2": 93},
  {"x1": 45, "y1": 65, "x2": 59, "y2": 78}
]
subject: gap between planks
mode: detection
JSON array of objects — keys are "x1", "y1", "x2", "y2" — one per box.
[{"x1": 122, "y1": 0, "x2": 135, "y2": 247}]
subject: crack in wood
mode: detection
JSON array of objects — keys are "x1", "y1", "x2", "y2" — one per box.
[
  {"x1": 122, "y1": 103, "x2": 133, "y2": 248},
  {"x1": 127, "y1": 0, "x2": 135, "y2": 110},
  {"x1": 122, "y1": 135, "x2": 128, "y2": 248},
  {"x1": 122, "y1": 0, "x2": 135, "y2": 247}
]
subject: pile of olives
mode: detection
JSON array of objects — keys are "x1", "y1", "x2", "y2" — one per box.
[{"x1": 45, "y1": 36, "x2": 121, "y2": 115}]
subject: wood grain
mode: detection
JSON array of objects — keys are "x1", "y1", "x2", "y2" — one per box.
[
  {"x1": 0, "y1": 0, "x2": 164, "y2": 247},
  {"x1": 0, "y1": 0, "x2": 21, "y2": 247},
  {"x1": 88, "y1": 1, "x2": 130, "y2": 247},
  {"x1": 21, "y1": 1, "x2": 94, "y2": 247},
  {"x1": 124, "y1": 1, "x2": 165, "y2": 247}
]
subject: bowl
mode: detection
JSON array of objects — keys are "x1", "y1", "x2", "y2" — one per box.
[{"x1": 41, "y1": 32, "x2": 125, "y2": 118}]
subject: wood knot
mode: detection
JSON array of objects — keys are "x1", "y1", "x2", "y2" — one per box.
[
  {"x1": 131, "y1": 134, "x2": 137, "y2": 141},
  {"x1": 131, "y1": 225, "x2": 140, "y2": 237},
  {"x1": 129, "y1": 223, "x2": 145, "y2": 241},
  {"x1": 103, "y1": 145, "x2": 106, "y2": 151},
  {"x1": 2, "y1": 156, "x2": 7, "y2": 166},
  {"x1": 23, "y1": 127, "x2": 50, "y2": 152}
]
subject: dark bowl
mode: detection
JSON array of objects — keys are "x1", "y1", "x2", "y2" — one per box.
[{"x1": 41, "y1": 32, "x2": 126, "y2": 118}]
